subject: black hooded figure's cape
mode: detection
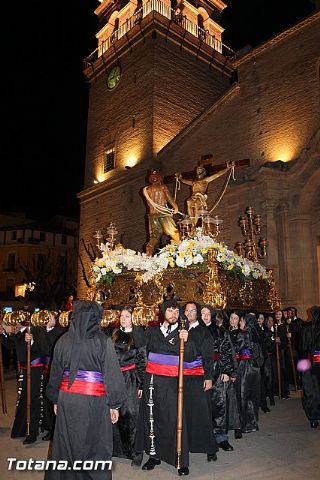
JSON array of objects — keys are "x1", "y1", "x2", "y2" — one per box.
[
  {"x1": 261, "y1": 324, "x2": 277, "y2": 403},
  {"x1": 112, "y1": 325, "x2": 147, "y2": 460},
  {"x1": 42, "y1": 324, "x2": 67, "y2": 433},
  {"x1": 300, "y1": 306, "x2": 320, "y2": 422},
  {"x1": 11, "y1": 326, "x2": 49, "y2": 438},
  {"x1": 46, "y1": 301, "x2": 127, "y2": 480},
  {"x1": 204, "y1": 306, "x2": 241, "y2": 435},
  {"x1": 234, "y1": 313, "x2": 262, "y2": 433}
]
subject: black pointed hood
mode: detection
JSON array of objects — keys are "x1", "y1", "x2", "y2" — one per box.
[{"x1": 68, "y1": 300, "x2": 103, "y2": 387}]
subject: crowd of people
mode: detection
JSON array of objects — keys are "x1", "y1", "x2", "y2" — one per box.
[{"x1": 0, "y1": 300, "x2": 319, "y2": 478}]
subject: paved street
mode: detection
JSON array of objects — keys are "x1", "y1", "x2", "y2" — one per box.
[{"x1": 0, "y1": 369, "x2": 319, "y2": 480}]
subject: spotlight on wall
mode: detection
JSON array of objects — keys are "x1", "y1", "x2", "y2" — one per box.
[{"x1": 126, "y1": 153, "x2": 138, "y2": 168}]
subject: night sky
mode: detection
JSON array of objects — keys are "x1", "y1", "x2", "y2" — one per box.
[{"x1": 2, "y1": 0, "x2": 315, "y2": 220}]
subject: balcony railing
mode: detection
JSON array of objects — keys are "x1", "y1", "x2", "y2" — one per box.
[{"x1": 84, "y1": 0, "x2": 234, "y2": 68}]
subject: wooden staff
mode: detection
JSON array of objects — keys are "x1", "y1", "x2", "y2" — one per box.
[
  {"x1": 275, "y1": 324, "x2": 281, "y2": 399},
  {"x1": 0, "y1": 339, "x2": 7, "y2": 414},
  {"x1": 26, "y1": 321, "x2": 32, "y2": 436},
  {"x1": 286, "y1": 326, "x2": 298, "y2": 391},
  {"x1": 176, "y1": 317, "x2": 186, "y2": 470}
]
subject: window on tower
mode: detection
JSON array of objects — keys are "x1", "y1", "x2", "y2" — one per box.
[{"x1": 104, "y1": 147, "x2": 116, "y2": 173}]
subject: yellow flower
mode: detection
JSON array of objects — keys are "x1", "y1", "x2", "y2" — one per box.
[
  {"x1": 169, "y1": 258, "x2": 175, "y2": 267},
  {"x1": 96, "y1": 258, "x2": 105, "y2": 267},
  {"x1": 227, "y1": 264, "x2": 234, "y2": 270},
  {"x1": 201, "y1": 248, "x2": 208, "y2": 254}
]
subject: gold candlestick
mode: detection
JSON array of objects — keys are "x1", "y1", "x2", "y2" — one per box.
[
  {"x1": 203, "y1": 215, "x2": 223, "y2": 239},
  {"x1": 235, "y1": 207, "x2": 267, "y2": 261},
  {"x1": 106, "y1": 222, "x2": 118, "y2": 250},
  {"x1": 178, "y1": 217, "x2": 192, "y2": 240}
]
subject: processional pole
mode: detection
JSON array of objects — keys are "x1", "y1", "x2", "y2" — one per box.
[
  {"x1": 26, "y1": 317, "x2": 32, "y2": 436},
  {"x1": 176, "y1": 316, "x2": 186, "y2": 470},
  {"x1": 275, "y1": 324, "x2": 281, "y2": 399}
]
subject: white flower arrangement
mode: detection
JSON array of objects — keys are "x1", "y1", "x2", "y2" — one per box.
[{"x1": 92, "y1": 229, "x2": 268, "y2": 285}]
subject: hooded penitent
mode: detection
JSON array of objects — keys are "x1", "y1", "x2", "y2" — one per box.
[{"x1": 68, "y1": 300, "x2": 103, "y2": 387}]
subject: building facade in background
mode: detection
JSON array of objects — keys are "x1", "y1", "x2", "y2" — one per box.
[
  {"x1": 0, "y1": 213, "x2": 78, "y2": 310},
  {"x1": 78, "y1": 0, "x2": 320, "y2": 315}
]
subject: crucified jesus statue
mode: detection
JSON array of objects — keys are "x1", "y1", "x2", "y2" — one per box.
[{"x1": 176, "y1": 161, "x2": 235, "y2": 230}]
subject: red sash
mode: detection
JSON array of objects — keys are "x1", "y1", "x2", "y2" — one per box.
[{"x1": 120, "y1": 364, "x2": 136, "y2": 372}]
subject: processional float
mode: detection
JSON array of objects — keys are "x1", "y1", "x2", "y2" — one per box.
[{"x1": 85, "y1": 158, "x2": 280, "y2": 325}]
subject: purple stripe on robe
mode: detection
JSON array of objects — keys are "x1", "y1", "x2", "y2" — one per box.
[
  {"x1": 148, "y1": 352, "x2": 203, "y2": 369},
  {"x1": 63, "y1": 369, "x2": 104, "y2": 383},
  {"x1": 239, "y1": 348, "x2": 253, "y2": 357}
]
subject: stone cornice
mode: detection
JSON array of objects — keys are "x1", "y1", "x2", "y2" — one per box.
[
  {"x1": 157, "y1": 83, "x2": 240, "y2": 158},
  {"x1": 95, "y1": 0, "x2": 115, "y2": 17},
  {"x1": 84, "y1": 12, "x2": 235, "y2": 81},
  {"x1": 207, "y1": 17, "x2": 224, "y2": 33},
  {"x1": 233, "y1": 11, "x2": 320, "y2": 68},
  {"x1": 206, "y1": 0, "x2": 227, "y2": 12}
]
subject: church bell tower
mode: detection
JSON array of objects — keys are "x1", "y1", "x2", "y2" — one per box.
[{"x1": 82, "y1": 0, "x2": 235, "y2": 186}]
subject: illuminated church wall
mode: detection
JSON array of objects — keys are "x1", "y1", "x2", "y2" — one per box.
[
  {"x1": 158, "y1": 16, "x2": 319, "y2": 171},
  {"x1": 157, "y1": 14, "x2": 320, "y2": 314}
]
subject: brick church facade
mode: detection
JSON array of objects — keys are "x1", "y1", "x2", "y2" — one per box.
[{"x1": 78, "y1": 0, "x2": 320, "y2": 315}]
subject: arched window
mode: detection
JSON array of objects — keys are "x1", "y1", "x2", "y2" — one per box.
[
  {"x1": 113, "y1": 17, "x2": 119, "y2": 31},
  {"x1": 111, "y1": 18, "x2": 119, "y2": 43},
  {"x1": 197, "y1": 14, "x2": 204, "y2": 30}
]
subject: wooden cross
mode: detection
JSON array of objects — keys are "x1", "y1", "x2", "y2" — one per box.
[{"x1": 163, "y1": 155, "x2": 250, "y2": 184}]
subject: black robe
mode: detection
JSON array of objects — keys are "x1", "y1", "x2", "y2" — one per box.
[
  {"x1": 11, "y1": 327, "x2": 48, "y2": 438},
  {"x1": 234, "y1": 330, "x2": 261, "y2": 433},
  {"x1": 42, "y1": 326, "x2": 66, "y2": 433},
  {"x1": 262, "y1": 327, "x2": 276, "y2": 402},
  {"x1": 135, "y1": 325, "x2": 198, "y2": 468},
  {"x1": 300, "y1": 321, "x2": 320, "y2": 422},
  {"x1": 46, "y1": 329, "x2": 127, "y2": 480},
  {"x1": 1, "y1": 330, "x2": 13, "y2": 369},
  {"x1": 112, "y1": 327, "x2": 147, "y2": 459},
  {"x1": 276, "y1": 323, "x2": 291, "y2": 396},
  {"x1": 208, "y1": 323, "x2": 240, "y2": 434},
  {"x1": 257, "y1": 326, "x2": 268, "y2": 411},
  {"x1": 184, "y1": 324, "x2": 217, "y2": 454}
]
